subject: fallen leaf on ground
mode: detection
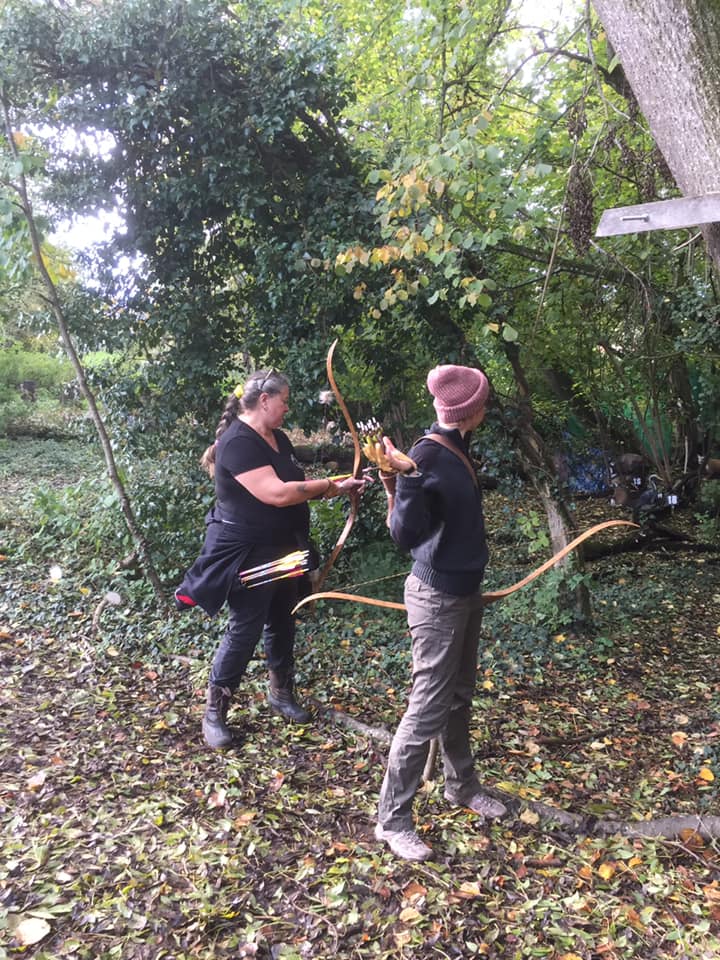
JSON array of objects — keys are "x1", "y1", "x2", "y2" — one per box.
[
  {"x1": 14, "y1": 917, "x2": 51, "y2": 946},
  {"x1": 519, "y1": 808, "x2": 540, "y2": 825}
]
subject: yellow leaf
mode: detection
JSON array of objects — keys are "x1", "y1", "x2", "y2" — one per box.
[
  {"x1": 698, "y1": 767, "x2": 715, "y2": 782},
  {"x1": 559, "y1": 954, "x2": 583, "y2": 960},
  {"x1": 399, "y1": 907, "x2": 421, "y2": 923},
  {"x1": 597, "y1": 862, "x2": 616, "y2": 880},
  {"x1": 671, "y1": 731, "x2": 689, "y2": 747},
  {"x1": 481, "y1": 679, "x2": 494, "y2": 691},
  {"x1": 519, "y1": 808, "x2": 540, "y2": 825},
  {"x1": 457, "y1": 881, "x2": 482, "y2": 898},
  {"x1": 679, "y1": 828, "x2": 704, "y2": 847},
  {"x1": 269, "y1": 771, "x2": 285, "y2": 792}
]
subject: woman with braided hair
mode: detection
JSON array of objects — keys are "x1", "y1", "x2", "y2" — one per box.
[{"x1": 175, "y1": 370, "x2": 366, "y2": 749}]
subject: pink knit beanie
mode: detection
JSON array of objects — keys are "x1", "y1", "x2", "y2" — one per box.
[{"x1": 427, "y1": 364, "x2": 489, "y2": 423}]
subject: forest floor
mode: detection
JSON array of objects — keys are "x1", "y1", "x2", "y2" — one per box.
[{"x1": 1, "y1": 439, "x2": 720, "y2": 959}]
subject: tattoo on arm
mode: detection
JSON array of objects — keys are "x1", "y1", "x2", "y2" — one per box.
[{"x1": 297, "y1": 482, "x2": 310, "y2": 494}]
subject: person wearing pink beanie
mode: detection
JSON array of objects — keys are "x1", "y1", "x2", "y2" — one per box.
[{"x1": 374, "y1": 364, "x2": 506, "y2": 861}]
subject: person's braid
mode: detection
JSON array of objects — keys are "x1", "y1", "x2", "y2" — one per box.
[
  {"x1": 215, "y1": 396, "x2": 240, "y2": 440},
  {"x1": 200, "y1": 395, "x2": 241, "y2": 476}
]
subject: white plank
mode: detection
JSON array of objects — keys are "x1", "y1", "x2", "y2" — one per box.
[{"x1": 595, "y1": 193, "x2": 720, "y2": 237}]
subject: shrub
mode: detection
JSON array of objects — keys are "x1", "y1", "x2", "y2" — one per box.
[
  {"x1": 0, "y1": 345, "x2": 76, "y2": 437},
  {"x1": 0, "y1": 345, "x2": 73, "y2": 398},
  {"x1": 694, "y1": 481, "x2": 720, "y2": 543}
]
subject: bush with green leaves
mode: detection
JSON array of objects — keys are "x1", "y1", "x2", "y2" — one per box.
[
  {"x1": 0, "y1": 345, "x2": 72, "y2": 397},
  {"x1": 13, "y1": 451, "x2": 214, "y2": 587},
  {"x1": 0, "y1": 344, "x2": 76, "y2": 435},
  {"x1": 694, "y1": 481, "x2": 720, "y2": 543}
]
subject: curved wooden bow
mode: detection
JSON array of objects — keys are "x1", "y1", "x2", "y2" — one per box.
[
  {"x1": 315, "y1": 339, "x2": 363, "y2": 590},
  {"x1": 295, "y1": 519, "x2": 638, "y2": 615}
]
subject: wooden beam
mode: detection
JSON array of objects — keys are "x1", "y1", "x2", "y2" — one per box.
[{"x1": 596, "y1": 193, "x2": 720, "y2": 237}]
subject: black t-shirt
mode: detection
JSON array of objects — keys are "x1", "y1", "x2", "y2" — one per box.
[{"x1": 214, "y1": 419, "x2": 310, "y2": 546}]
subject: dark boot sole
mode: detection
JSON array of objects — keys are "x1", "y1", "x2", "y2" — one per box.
[
  {"x1": 268, "y1": 700, "x2": 310, "y2": 723},
  {"x1": 202, "y1": 722, "x2": 234, "y2": 750}
]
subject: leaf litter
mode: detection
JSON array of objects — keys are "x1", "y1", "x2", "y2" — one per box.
[{"x1": 1, "y1": 495, "x2": 720, "y2": 958}]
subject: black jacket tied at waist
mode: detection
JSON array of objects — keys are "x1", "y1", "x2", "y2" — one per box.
[{"x1": 175, "y1": 507, "x2": 300, "y2": 616}]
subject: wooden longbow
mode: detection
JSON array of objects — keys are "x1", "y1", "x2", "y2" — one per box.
[
  {"x1": 295, "y1": 519, "x2": 639, "y2": 615},
  {"x1": 314, "y1": 339, "x2": 363, "y2": 591}
]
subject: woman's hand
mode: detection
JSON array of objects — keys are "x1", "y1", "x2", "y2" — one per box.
[
  {"x1": 334, "y1": 475, "x2": 370, "y2": 496},
  {"x1": 381, "y1": 436, "x2": 417, "y2": 475}
]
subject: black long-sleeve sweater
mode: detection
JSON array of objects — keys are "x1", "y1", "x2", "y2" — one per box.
[{"x1": 389, "y1": 423, "x2": 489, "y2": 596}]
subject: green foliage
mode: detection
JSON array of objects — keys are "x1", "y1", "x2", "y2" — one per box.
[
  {"x1": 0, "y1": 346, "x2": 76, "y2": 436},
  {"x1": 694, "y1": 483, "x2": 720, "y2": 544},
  {"x1": 125, "y1": 454, "x2": 215, "y2": 581},
  {"x1": 0, "y1": 392, "x2": 28, "y2": 435},
  {"x1": 0, "y1": 345, "x2": 72, "y2": 397},
  {"x1": 484, "y1": 568, "x2": 590, "y2": 662},
  {"x1": 0, "y1": 0, "x2": 373, "y2": 434},
  {"x1": 0, "y1": 436, "x2": 98, "y2": 489},
  {"x1": 7, "y1": 446, "x2": 213, "y2": 587},
  {"x1": 3, "y1": 0, "x2": 720, "y2": 629},
  {"x1": 514, "y1": 508, "x2": 551, "y2": 557}
]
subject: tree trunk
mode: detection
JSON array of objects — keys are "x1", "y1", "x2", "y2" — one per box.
[
  {"x1": 592, "y1": 0, "x2": 720, "y2": 273},
  {"x1": 2, "y1": 92, "x2": 170, "y2": 615},
  {"x1": 504, "y1": 341, "x2": 593, "y2": 623}
]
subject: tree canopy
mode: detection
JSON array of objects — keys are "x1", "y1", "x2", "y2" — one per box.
[{"x1": 2, "y1": 0, "x2": 719, "y2": 469}]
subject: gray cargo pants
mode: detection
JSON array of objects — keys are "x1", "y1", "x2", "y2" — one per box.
[{"x1": 377, "y1": 573, "x2": 485, "y2": 831}]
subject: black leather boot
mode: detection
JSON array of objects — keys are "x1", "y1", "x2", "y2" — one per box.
[
  {"x1": 202, "y1": 684, "x2": 233, "y2": 749},
  {"x1": 267, "y1": 670, "x2": 310, "y2": 723}
]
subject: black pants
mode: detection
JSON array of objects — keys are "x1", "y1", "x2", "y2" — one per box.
[{"x1": 208, "y1": 576, "x2": 300, "y2": 691}]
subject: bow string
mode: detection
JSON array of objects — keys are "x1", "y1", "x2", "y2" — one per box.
[{"x1": 296, "y1": 519, "x2": 638, "y2": 615}]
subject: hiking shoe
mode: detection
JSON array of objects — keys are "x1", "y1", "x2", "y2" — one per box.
[
  {"x1": 174, "y1": 590, "x2": 197, "y2": 611},
  {"x1": 375, "y1": 823, "x2": 433, "y2": 861},
  {"x1": 447, "y1": 792, "x2": 507, "y2": 819}
]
